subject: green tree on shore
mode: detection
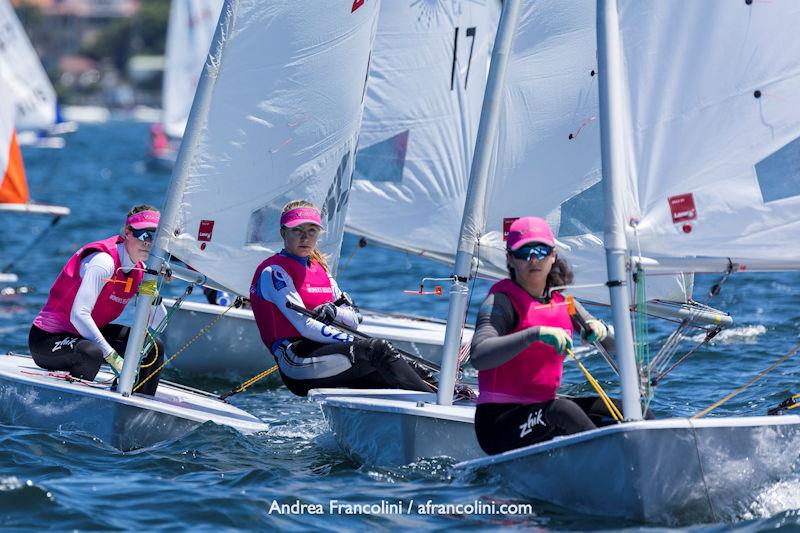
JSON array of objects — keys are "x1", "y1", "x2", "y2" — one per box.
[{"x1": 81, "y1": 0, "x2": 170, "y2": 75}]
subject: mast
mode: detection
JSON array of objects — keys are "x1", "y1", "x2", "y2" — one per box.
[
  {"x1": 436, "y1": 0, "x2": 521, "y2": 406},
  {"x1": 596, "y1": 0, "x2": 642, "y2": 420},
  {"x1": 118, "y1": 1, "x2": 233, "y2": 397}
]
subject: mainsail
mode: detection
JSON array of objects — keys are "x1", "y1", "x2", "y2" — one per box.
[
  {"x1": 162, "y1": 0, "x2": 224, "y2": 139},
  {"x1": 347, "y1": 0, "x2": 689, "y2": 304},
  {"x1": 0, "y1": 0, "x2": 58, "y2": 132},
  {"x1": 162, "y1": 0, "x2": 381, "y2": 296},
  {"x1": 346, "y1": 0, "x2": 499, "y2": 264},
  {"x1": 615, "y1": 1, "x2": 800, "y2": 266}
]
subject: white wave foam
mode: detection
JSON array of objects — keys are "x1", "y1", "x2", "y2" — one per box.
[
  {"x1": 0, "y1": 476, "x2": 23, "y2": 491},
  {"x1": 742, "y1": 479, "x2": 800, "y2": 520},
  {"x1": 690, "y1": 325, "x2": 766, "y2": 344}
]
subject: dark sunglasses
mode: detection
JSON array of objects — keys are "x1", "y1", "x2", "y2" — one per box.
[
  {"x1": 129, "y1": 227, "x2": 156, "y2": 242},
  {"x1": 509, "y1": 243, "x2": 553, "y2": 261}
]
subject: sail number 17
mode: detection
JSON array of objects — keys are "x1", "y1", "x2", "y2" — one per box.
[{"x1": 451, "y1": 26, "x2": 477, "y2": 91}]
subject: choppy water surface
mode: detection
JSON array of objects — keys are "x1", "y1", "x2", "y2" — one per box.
[{"x1": 1, "y1": 121, "x2": 800, "y2": 530}]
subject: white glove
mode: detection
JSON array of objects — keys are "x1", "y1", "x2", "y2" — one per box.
[
  {"x1": 538, "y1": 326, "x2": 573, "y2": 354},
  {"x1": 104, "y1": 350, "x2": 123, "y2": 377},
  {"x1": 584, "y1": 319, "x2": 608, "y2": 343}
]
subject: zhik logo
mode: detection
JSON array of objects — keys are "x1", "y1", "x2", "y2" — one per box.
[{"x1": 519, "y1": 409, "x2": 545, "y2": 438}]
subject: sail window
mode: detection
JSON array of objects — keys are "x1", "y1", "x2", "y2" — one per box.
[
  {"x1": 755, "y1": 136, "x2": 800, "y2": 203},
  {"x1": 246, "y1": 205, "x2": 282, "y2": 245},
  {"x1": 353, "y1": 130, "x2": 409, "y2": 183},
  {"x1": 557, "y1": 180, "x2": 605, "y2": 237}
]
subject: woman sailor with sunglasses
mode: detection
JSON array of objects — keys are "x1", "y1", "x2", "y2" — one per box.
[
  {"x1": 28, "y1": 205, "x2": 166, "y2": 395},
  {"x1": 470, "y1": 216, "x2": 642, "y2": 455},
  {"x1": 249, "y1": 200, "x2": 436, "y2": 397}
]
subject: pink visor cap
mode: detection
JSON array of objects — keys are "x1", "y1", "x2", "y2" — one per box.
[
  {"x1": 126, "y1": 210, "x2": 160, "y2": 230},
  {"x1": 506, "y1": 216, "x2": 555, "y2": 250},
  {"x1": 280, "y1": 207, "x2": 323, "y2": 228}
]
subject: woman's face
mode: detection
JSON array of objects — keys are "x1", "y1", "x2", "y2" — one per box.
[
  {"x1": 281, "y1": 223, "x2": 322, "y2": 257},
  {"x1": 507, "y1": 242, "x2": 556, "y2": 293},
  {"x1": 124, "y1": 226, "x2": 156, "y2": 263}
]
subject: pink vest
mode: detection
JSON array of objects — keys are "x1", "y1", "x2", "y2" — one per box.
[
  {"x1": 478, "y1": 279, "x2": 574, "y2": 404},
  {"x1": 250, "y1": 253, "x2": 335, "y2": 350},
  {"x1": 33, "y1": 236, "x2": 144, "y2": 334}
]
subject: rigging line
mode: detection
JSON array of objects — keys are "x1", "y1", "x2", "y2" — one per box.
[
  {"x1": 566, "y1": 349, "x2": 622, "y2": 422},
  {"x1": 651, "y1": 328, "x2": 720, "y2": 385},
  {"x1": 692, "y1": 340, "x2": 800, "y2": 419},
  {"x1": 649, "y1": 320, "x2": 690, "y2": 375},
  {"x1": 339, "y1": 237, "x2": 366, "y2": 275},
  {"x1": 1, "y1": 214, "x2": 66, "y2": 272},
  {"x1": 132, "y1": 298, "x2": 242, "y2": 393},
  {"x1": 219, "y1": 365, "x2": 280, "y2": 400}
]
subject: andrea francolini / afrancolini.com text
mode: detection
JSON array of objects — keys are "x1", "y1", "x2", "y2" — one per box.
[{"x1": 267, "y1": 499, "x2": 534, "y2": 516}]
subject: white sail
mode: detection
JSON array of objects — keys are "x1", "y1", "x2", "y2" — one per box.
[
  {"x1": 162, "y1": 0, "x2": 224, "y2": 139},
  {"x1": 164, "y1": 0, "x2": 380, "y2": 296},
  {"x1": 345, "y1": 0, "x2": 499, "y2": 263},
  {"x1": 614, "y1": 1, "x2": 800, "y2": 265},
  {"x1": 347, "y1": 0, "x2": 688, "y2": 303},
  {"x1": 0, "y1": 0, "x2": 57, "y2": 131},
  {"x1": 0, "y1": 66, "x2": 15, "y2": 177}
]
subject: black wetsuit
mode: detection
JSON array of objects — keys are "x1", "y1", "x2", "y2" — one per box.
[
  {"x1": 471, "y1": 291, "x2": 649, "y2": 455},
  {"x1": 29, "y1": 324, "x2": 164, "y2": 396},
  {"x1": 275, "y1": 337, "x2": 435, "y2": 397}
]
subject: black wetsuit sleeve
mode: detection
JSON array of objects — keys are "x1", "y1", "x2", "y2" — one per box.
[{"x1": 470, "y1": 292, "x2": 543, "y2": 371}]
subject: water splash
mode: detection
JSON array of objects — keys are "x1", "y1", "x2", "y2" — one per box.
[{"x1": 691, "y1": 325, "x2": 767, "y2": 344}]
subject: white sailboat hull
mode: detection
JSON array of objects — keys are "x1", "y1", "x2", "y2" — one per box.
[
  {"x1": 455, "y1": 416, "x2": 800, "y2": 524},
  {"x1": 161, "y1": 298, "x2": 469, "y2": 382},
  {"x1": 315, "y1": 388, "x2": 800, "y2": 523},
  {"x1": 0, "y1": 353, "x2": 268, "y2": 451},
  {"x1": 311, "y1": 389, "x2": 481, "y2": 466}
]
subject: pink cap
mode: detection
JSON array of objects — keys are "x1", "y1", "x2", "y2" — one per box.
[
  {"x1": 506, "y1": 216, "x2": 555, "y2": 250},
  {"x1": 280, "y1": 207, "x2": 323, "y2": 228},
  {"x1": 126, "y1": 210, "x2": 160, "y2": 230}
]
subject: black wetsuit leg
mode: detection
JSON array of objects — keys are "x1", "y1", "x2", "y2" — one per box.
[
  {"x1": 29, "y1": 325, "x2": 105, "y2": 380},
  {"x1": 474, "y1": 398, "x2": 597, "y2": 455},
  {"x1": 29, "y1": 323, "x2": 164, "y2": 395},
  {"x1": 568, "y1": 395, "x2": 655, "y2": 426},
  {"x1": 277, "y1": 337, "x2": 435, "y2": 397}
]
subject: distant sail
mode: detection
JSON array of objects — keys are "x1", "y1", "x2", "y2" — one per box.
[
  {"x1": 165, "y1": 0, "x2": 380, "y2": 295},
  {"x1": 0, "y1": 0, "x2": 57, "y2": 132},
  {"x1": 614, "y1": 1, "x2": 800, "y2": 265},
  {"x1": 0, "y1": 68, "x2": 29, "y2": 204},
  {"x1": 162, "y1": 0, "x2": 224, "y2": 139}
]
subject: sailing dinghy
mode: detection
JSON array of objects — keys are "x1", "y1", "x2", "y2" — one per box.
[
  {"x1": 0, "y1": 66, "x2": 70, "y2": 285},
  {"x1": 450, "y1": 0, "x2": 800, "y2": 524},
  {"x1": 0, "y1": 0, "x2": 382, "y2": 450},
  {"x1": 0, "y1": 0, "x2": 76, "y2": 147},
  {"x1": 149, "y1": 0, "x2": 224, "y2": 168},
  {"x1": 118, "y1": 0, "x2": 381, "y2": 398},
  {"x1": 157, "y1": 0, "x2": 498, "y2": 382},
  {"x1": 314, "y1": 0, "x2": 719, "y2": 467}
]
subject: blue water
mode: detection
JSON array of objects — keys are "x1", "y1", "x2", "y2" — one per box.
[{"x1": 2, "y1": 121, "x2": 800, "y2": 530}]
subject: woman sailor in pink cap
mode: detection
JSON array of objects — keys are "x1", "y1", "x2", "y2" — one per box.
[
  {"x1": 28, "y1": 205, "x2": 166, "y2": 395},
  {"x1": 470, "y1": 216, "x2": 647, "y2": 455},
  {"x1": 249, "y1": 200, "x2": 435, "y2": 396}
]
